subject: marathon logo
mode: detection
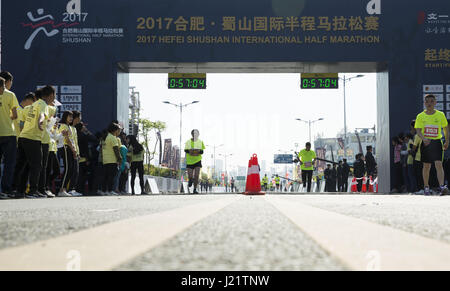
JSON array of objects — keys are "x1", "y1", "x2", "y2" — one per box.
[{"x1": 366, "y1": 0, "x2": 381, "y2": 15}]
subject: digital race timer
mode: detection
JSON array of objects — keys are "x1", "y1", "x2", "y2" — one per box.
[
  {"x1": 168, "y1": 73, "x2": 206, "y2": 89},
  {"x1": 301, "y1": 73, "x2": 339, "y2": 89}
]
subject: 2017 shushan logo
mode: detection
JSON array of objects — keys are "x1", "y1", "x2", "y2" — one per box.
[{"x1": 22, "y1": 0, "x2": 83, "y2": 50}]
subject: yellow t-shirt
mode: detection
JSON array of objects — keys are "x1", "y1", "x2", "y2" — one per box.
[
  {"x1": 415, "y1": 110, "x2": 448, "y2": 140},
  {"x1": 413, "y1": 134, "x2": 422, "y2": 161},
  {"x1": 13, "y1": 106, "x2": 24, "y2": 137},
  {"x1": 49, "y1": 138, "x2": 57, "y2": 152},
  {"x1": 0, "y1": 89, "x2": 19, "y2": 137},
  {"x1": 19, "y1": 99, "x2": 49, "y2": 141},
  {"x1": 70, "y1": 126, "x2": 79, "y2": 154},
  {"x1": 298, "y1": 149, "x2": 316, "y2": 171},
  {"x1": 42, "y1": 106, "x2": 57, "y2": 145},
  {"x1": 103, "y1": 133, "x2": 119, "y2": 164},
  {"x1": 128, "y1": 145, "x2": 144, "y2": 162}
]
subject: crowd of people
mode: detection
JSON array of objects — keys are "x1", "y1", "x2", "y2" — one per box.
[
  {"x1": 391, "y1": 94, "x2": 450, "y2": 195},
  {"x1": 0, "y1": 71, "x2": 148, "y2": 199}
]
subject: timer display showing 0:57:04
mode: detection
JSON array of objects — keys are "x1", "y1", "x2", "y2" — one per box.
[
  {"x1": 301, "y1": 78, "x2": 339, "y2": 89},
  {"x1": 168, "y1": 78, "x2": 206, "y2": 89}
]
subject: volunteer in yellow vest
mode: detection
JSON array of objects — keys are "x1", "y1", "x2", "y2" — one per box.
[
  {"x1": 297, "y1": 142, "x2": 317, "y2": 192},
  {"x1": 127, "y1": 135, "x2": 146, "y2": 195},
  {"x1": 102, "y1": 123, "x2": 122, "y2": 195},
  {"x1": 58, "y1": 111, "x2": 78, "y2": 197},
  {"x1": 415, "y1": 94, "x2": 449, "y2": 196},
  {"x1": 184, "y1": 129, "x2": 205, "y2": 194},
  {"x1": 0, "y1": 74, "x2": 19, "y2": 198},
  {"x1": 14, "y1": 86, "x2": 54, "y2": 199},
  {"x1": 38, "y1": 105, "x2": 57, "y2": 198}
]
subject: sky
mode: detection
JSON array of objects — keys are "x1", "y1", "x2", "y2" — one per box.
[{"x1": 130, "y1": 73, "x2": 377, "y2": 171}]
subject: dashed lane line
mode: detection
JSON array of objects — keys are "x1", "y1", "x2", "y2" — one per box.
[
  {"x1": 267, "y1": 195, "x2": 450, "y2": 271},
  {"x1": 0, "y1": 196, "x2": 241, "y2": 271}
]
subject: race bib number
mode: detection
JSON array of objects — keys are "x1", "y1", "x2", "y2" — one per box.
[
  {"x1": 304, "y1": 162, "x2": 312, "y2": 168},
  {"x1": 424, "y1": 125, "x2": 439, "y2": 138}
]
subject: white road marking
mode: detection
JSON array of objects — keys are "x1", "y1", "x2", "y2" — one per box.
[
  {"x1": 267, "y1": 196, "x2": 450, "y2": 271},
  {"x1": 91, "y1": 209, "x2": 119, "y2": 213},
  {"x1": 0, "y1": 196, "x2": 241, "y2": 271}
]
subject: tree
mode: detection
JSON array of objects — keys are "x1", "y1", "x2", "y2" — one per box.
[{"x1": 139, "y1": 118, "x2": 166, "y2": 165}]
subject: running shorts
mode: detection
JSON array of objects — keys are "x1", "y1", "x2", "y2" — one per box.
[{"x1": 421, "y1": 139, "x2": 443, "y2": 163}]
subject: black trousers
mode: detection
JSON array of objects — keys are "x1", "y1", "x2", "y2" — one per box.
[
  {"x1": 413, "y1": 160, "x2": 423, "y2": 190},
  {"x1": 130, "y1": 161, "x2": 144, "y2": 194},
  {"x1": 46, "y1": 151, "x2": 60, "y2": 192},
  {"x1": 103, "y1": 163, "x2": 118, "y2": 192},
  {"x1": 342, "y1": 175, "x2": 349, "y2": 192},
  {"x1": 77, "y1": 161, "x2": 89, "y2": 194},
  {"x1": 119, "y1": 169, "x2": 128, "y2": 193},
  {"x1": 357, "y1": 179, "x2": 363, "y2": 192},
  {"x1": 38, "y1": 143, "x2": 49, "y2": 193},
  {"x1": 15, "y1": 138, "x2": 42, "y2": 194},
  {"x1": 337, "y1": 178, "x2": 344, "y2": 192},
  {"x1": 59, "y1": 146, "x2": 77, "y2": 191},
  {"x1": 302, "y1": 170, "x2": 313, "y2": 192}
]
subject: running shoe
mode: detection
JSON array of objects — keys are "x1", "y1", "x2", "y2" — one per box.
[
  {"x1": 188, "y1": 181, "x2": 193, "y2": 188},
  {"x1": 34, "y1": 192, "x2": 47, "y2": 198},
  {"x1": 58, "y1": 191, "x2": 72, "y2": 197},
  {"x1": 439, "y1": 185, "x2": 450, "y2": 196},
  {"x1": 45, "y1": 190, "x2": 56, "y2": 198},
  {"x1": 69, "y1": 190, "x2": 83, "y2": 197},
  {"x1": 108, "y1": 191, "x2": 119, "y2": 196},
  {"x1": 193, "y1": 189, "x2": 199, "y2": 194},
  {"x1": 424, "y1": 187, "x2": 431, "y2": 196},
  {"x1": 415, "y1": 189, "x2": 424, "y2": 195},
  {"x1": 0, "y1": 193, "x2": 9, "y2": 200}
]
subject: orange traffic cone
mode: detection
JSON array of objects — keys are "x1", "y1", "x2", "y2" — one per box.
[
  {"x1": 368, "y1": 176, "x2": 374, "y2": 193},
  {"x1": 244, "y1": 154, "x2": 265, "y2": 195},
  {"x1": 361, "y1": 177, "x2": 367, "y2": 193},
  {"x1": 351, "y1": 177, "x2": 357, "y2": 192}
]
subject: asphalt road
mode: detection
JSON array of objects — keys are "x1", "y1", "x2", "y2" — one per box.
[{"x1": 1, "y1": 193, "x2": 450, "y2": 270}]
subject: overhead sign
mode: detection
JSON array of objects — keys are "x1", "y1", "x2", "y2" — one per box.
[
  {"x1": 301, "y1": 73, "x2": 339, "y2": 89},
  {"x1": 168, "y1": 73, "x2": 207, "y2": 89},
  {"x1": 274, "y1": 154, "x2": 293, "y2": 164}
]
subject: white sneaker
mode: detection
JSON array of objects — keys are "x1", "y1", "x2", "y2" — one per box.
[
  {"x1": 58, "y1": 190, "x2": 72, "y2": 197},
  {"x1": 415, "y1": 189, "x2": 424, "y2": 195},
  {"x1": 68, "y1": 190, "x2": 83, "y2": 197},
  {"x1": 108, "y1": 191, "x2": 119, "y2": 196},
  {"x1": 97, "y1": 190, "x2": 107, "y2": 196},
  {"x1": 45, "y1": 190, "x2": 56, "y2": 198}
]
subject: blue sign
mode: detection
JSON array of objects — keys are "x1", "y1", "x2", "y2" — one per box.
[{"x1": 274, "y1": 154, "x2": 293, "y2": 164}]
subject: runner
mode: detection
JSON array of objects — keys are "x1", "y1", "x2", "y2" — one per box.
[
  {"x1": 297, "y1": 142, "x2": 317, "y2": 192},
  {"x1": 184, "y1": 129, "x2": 205, "y2": 194},
  {"x1": 414, "y1": 94, "x2": 450, "y2": 196}
]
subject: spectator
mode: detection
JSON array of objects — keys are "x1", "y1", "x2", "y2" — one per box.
[
  {"x1": 118, "y1": 132, "x2": 129, "y2": 194},
  {"x1": 392, "y1": 136, "x2": 403, "y2": 193},
  {"x1": 365, "y1": 145, "x2": 377, "y2": 192},
  {"x1": 0, "y1": 73, "x2": 19, "y2": 198},
  {"x1": 342, "y1": 159, "x2": 350, "y2": 192},
  {"x1": 337, "y1": 161, "x2": 344, "y2": 192},
  {"x1": 101, "y1": 123, "x2": 122, "y2": 195},
  {"x1": 353, "y1": 154, "x2": 366, "y2": 192},
  {"x1": 57, "y1": 111, "x2": 77, "y2": 197},
  {"x1": 412, "y1": 120, "x2": 424, "y2": 193},
  {"x1": 405, "y1": 133, "x2": 417, "y2": 193},
  {"x1": 127, "y1": 135, "x2": 146, "y2": 195},
  {"x1": 75, "y1": 122, "x2": 98, "y2": 195}
]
